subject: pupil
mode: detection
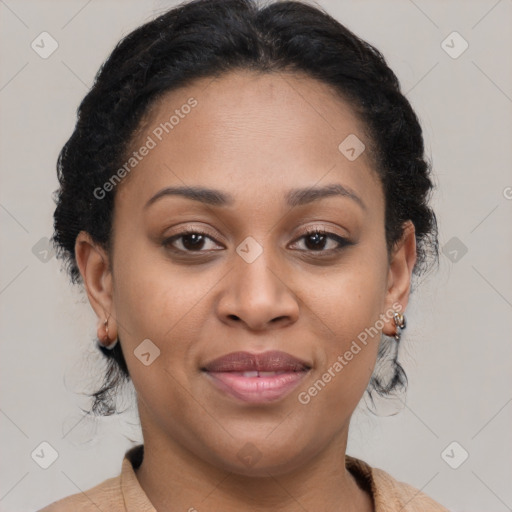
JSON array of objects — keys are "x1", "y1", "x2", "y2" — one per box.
[
  {"x1": 306, "y1": 232, "x2": 326, "y2": 250},
  {"x1": 183, "y1": 234, "x2": 204, "y2": 250}
]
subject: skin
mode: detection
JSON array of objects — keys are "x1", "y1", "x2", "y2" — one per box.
[{"x1": 75, "y1": 69, "x2": 416, "y2": 512}]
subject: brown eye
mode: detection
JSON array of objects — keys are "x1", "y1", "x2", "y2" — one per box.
[
  {"x1": 291, "y1": 229, "x2": 352, "y2": 253},
  {"x1": 163, "y1": 230, "x2": 223, "y2": 253}
]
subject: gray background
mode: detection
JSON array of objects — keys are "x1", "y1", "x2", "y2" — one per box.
[{"x1": 1, "y1": 0, "x2": 511, "y2": 510}]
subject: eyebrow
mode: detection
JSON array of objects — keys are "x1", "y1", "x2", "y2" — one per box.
[{"x1": 144, "y1": 183, "x2": 366, "y2": 211}]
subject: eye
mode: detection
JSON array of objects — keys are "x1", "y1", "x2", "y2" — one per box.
[
  {"x1": 163, "y1": 229, "x2": 223, "y2": 253},
  {"x1": 290, "y1": 228, "x2": 352, "y2": 253},
  {"x1": 162, "y1": 227, "x2": 352, "y2": 256}
]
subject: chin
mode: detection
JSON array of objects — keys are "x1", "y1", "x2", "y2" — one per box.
[{"x1": 206, "y1": 438, "x2": 319, "y2": 478}]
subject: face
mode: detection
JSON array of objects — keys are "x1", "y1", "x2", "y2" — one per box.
[{"x1": 76, "y1": 69, "x2": 416, "y2": 477}]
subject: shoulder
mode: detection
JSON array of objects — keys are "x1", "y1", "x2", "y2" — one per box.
[
  {"x1": 36, "y1": 475, "x2": 123, "y2": 512},
  {"x1": 346, "y1": 455, "x2": 450, "y2": 512},
  {"x1": 36, "y1": 444, "x2": 151, "y2": 512},
  {"x1": 371, "y1": 465, "x2": 450, "y2": 511}
]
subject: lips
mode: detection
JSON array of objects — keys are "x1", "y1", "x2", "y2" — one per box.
[
  {"x1": 202, "y1": 350, "x2": 311, "y2": 373},
  {"x1": 202, "y1": 350, "x2": 311, "y2": 403}
]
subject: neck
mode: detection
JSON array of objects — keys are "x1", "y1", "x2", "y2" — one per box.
[{"x1": 134, "y1": 418, "x2": 373, "y2": 511}]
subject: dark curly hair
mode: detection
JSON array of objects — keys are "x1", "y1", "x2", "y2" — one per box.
[{"x1": 51, "y1": 0, "x2": 439, "y2": 417}]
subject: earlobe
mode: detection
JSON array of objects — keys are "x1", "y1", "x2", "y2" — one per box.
[{"x1": 74, "y1": 231, "x2": 115, "y2": 328}]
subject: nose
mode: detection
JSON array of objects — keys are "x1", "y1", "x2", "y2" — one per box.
[{"x1": 215, "y1": 249, "x2": 300, "y2": 332}]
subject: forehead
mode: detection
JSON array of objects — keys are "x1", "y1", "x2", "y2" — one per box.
[{"x1": 115, "y1": 69, "x2": 381, "y2": 212}]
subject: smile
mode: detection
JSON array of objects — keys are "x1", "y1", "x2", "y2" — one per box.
[{"x1": 201, "y1": 350, "x2": 311, "y2": 404}]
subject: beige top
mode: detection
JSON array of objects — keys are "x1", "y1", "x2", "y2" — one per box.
[{"x1": 38, "y1": 444, "x2": 449, "y2": 511}]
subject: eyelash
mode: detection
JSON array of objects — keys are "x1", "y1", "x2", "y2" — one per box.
[{"x1": 162, "y1": 227, "x2": 352, "y2": 256}]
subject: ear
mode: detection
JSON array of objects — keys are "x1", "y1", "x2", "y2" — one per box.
[
  {"x1": 382, "y1": 220, "x2": 417, "y2": 337},
  {"x1": 74, "y1": 231, "x2": 117, "y2": 341}
]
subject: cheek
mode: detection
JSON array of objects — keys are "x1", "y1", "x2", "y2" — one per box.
[
  {"x1": 113, "y1": 252, "x2": 208, "y2": 348},
  {"x1": 111, "y1": 258, "x2": 205, "y2": 421},
  {"x1": 306, "y1": 256, "x2": 387, "y2": 339},
  {"x1": 300, "y1": 253, "x2": 387, "y2": 399},
  {"x1": 111, "y1": 239, "x2": 227, "y2": 394}
]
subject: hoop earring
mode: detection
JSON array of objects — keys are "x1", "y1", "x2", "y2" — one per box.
[
  {"x1": 393, "y1": 311, "x2": 406, "y2": 342},
  {"x1": 100, "y1": 316, "x2": 118, "y2": 350}
]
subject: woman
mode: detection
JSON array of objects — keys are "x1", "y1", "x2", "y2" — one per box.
[{"x1": 40, "y1": 0, "x2": 447, "y2": 510}]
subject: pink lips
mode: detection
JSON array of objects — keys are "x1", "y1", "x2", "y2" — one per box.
[{"x1": 202, "y1": 350, "x2": 311, "y2": 403}]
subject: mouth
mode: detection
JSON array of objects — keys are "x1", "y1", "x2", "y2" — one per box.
[{"x1": 201, "y1": 350, "x2": 311, "y2": 403}]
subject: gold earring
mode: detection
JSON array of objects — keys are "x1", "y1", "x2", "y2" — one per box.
[{"x1": 393, "y1": 311, "x2": 406, "y2": 341}]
